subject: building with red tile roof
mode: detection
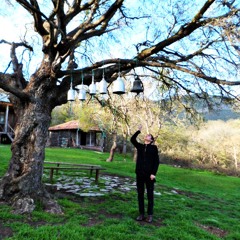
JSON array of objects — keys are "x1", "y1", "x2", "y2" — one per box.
[{"x1": 48, "y1": 120, "x2": 104, "y2": 151}]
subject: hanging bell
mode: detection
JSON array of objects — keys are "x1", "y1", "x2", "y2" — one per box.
[
  {"x1": 67, "y1": 88, "x2": 75, "y2": 101},
  {"x1": 89, "y1": 82, "x2": 96, "y2": 95},
  {"x1": 89, "y1": 72, "x2": 96, "y2": 96},
  {"x1": 98, "y1": 75, "x2": 108, "y2": 94},
  {"x1": 77, "y1": 85, "x2": 86, "y2": 101},
  {"x1": 112, "y1": 73, "x2": 125, "y2": 94},
  {"x1": 130, "y1": 75, "x2": 144, "y2": 94}
]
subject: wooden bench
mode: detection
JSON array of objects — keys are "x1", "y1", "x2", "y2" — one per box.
[{"x1": 44, "y1": 161, "x2": 106, "y2": 183}]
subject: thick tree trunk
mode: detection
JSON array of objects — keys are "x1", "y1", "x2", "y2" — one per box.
[
  {"x1": 122, "y1": 135, "x2": 128, "y2": 155},
  {"x1": 106, "y1": 132, "x2": 117, "y2": 162},
  {"x1": 133, "y1": 148, "x2": 137, "y2": 162},
  {"x1": 0, "y1": 100, "x2": 62, "y2": 214}
]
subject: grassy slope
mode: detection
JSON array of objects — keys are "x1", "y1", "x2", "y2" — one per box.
[{"x1": 0, "y1": 145, "x2": 240, "y2": 240}]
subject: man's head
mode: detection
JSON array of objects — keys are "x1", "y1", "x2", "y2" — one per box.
[{"x1": 144, "y1": 134, "x2": 154, "y2": 144}]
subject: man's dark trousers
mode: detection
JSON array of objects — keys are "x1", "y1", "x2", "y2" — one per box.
[{"x1": 136, "y1": 174, "x2": 155, "y2": 215}]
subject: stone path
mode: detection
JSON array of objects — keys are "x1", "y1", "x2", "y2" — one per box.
[{"x1": 44, "y1": 173, "x2": 137, "y2": 197}]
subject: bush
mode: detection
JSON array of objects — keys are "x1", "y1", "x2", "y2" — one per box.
[{"x1": 159, "y1": 119, "x2": 240, "y2": 176}]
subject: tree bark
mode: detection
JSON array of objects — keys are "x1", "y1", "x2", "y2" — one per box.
[
  {"x1": 133, "y1": 148, "x2": 137, "y2": 162},
  {"x1": 106, "y1": 132, "x2": 117, "y2": 162},
  {"x1": 0, "y1": 97, "x2": 63, "y2": 214},
  {"x1": 122, "y1": 138, "x2": 127, "y2": 155}
]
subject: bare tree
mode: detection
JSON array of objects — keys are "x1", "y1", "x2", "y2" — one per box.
[{"x1": 0, "y1": 0, "x2": 239, "y2": 213}]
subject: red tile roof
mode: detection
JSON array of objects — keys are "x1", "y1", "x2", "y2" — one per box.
[{"x1": 49, "y1": 120, "x2": 101, "y2": 131}]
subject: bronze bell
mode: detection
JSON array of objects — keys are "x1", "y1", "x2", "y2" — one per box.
[{"x1": 130, "y1": 75, "x2": 144, "y2": 94}]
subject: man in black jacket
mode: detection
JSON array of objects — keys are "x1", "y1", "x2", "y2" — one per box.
[{"x1": 130, "y1": 125, "x2": 160, "y2": 223}]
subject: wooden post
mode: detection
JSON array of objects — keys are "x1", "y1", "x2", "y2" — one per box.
[
  {"x1": 95, "y1": 169, "x2": 99, "y2": 183},
  {"x1": 4, "y1": 105, "x2": 9, "y2": 133},
  {"x1": 56, "y1": 163, "x2": 60, "y2": 174},
  {"x1": 50, "y1": 168, "x2": 54, "y2": 183}
]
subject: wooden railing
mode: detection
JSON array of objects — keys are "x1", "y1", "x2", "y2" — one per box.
[{"x1": 0, "y1": 123, "x2": 15, "y2": 142}]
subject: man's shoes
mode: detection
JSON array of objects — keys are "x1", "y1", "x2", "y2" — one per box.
[
  {"x1": 136, "y1": 215, "x2": 145, "y2": 221},
  {"x1": 145, "y1": 215, "x2": 153, "y2": 223}
]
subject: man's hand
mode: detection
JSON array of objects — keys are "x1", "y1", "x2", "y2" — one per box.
[{"x1": 150, "y1": 174, "x2": 155, "y2": 180}]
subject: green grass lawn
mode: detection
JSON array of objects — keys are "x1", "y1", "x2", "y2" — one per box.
[{"x1": 0, "y1": 145, "x2": 240, "y2": 240}]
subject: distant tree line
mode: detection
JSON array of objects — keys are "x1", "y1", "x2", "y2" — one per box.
[
  {"x1": 159, "y1": 119, "x2": 240, "y2": 176},
  {"x1": 52, "y1": 98, "x2": 240, "y2": 176}
]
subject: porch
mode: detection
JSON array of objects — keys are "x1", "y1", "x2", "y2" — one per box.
[{"x1": 0, "y1": 94, "x2": 15, "y2": 143}]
